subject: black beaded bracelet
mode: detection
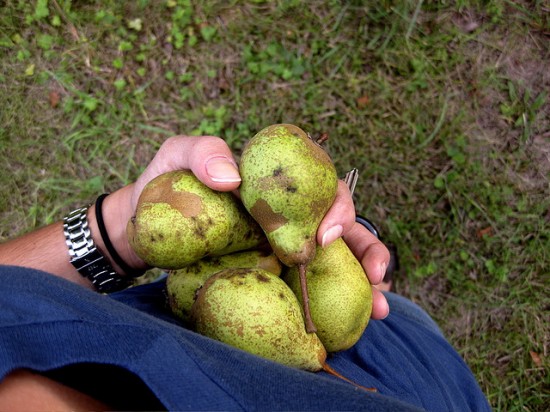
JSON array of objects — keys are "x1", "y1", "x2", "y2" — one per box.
[{"x1": 95, "y1": 193, "x2": 145, "y2": 278}]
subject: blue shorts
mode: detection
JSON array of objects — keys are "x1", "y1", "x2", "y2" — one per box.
[
  {"x1": 0, "y1": 265, "x2": 490, "y2": 411},
  {"x1": 384, "y1": 292, "x2": 443, "y2": 337}
]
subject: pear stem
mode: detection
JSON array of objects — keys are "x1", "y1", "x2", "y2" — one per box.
[
  {"x1": 322, "y1": 363, "x2": 377, "y2": 392},
  {"x1": 298, "y1": 264, "x2": 317, "y2": 333}
]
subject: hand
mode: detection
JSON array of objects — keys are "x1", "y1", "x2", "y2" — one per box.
[
  {"x1": 131, "y1": 136, "x2": 242, "y2": 210},
  {"x1": 317, "y1": 181, "x2": 390, "y2": 320},
  {"x1": 0, "y1": 136, "x2": 242, "y2": 288},
  {"x1": 103, "y1": 136, "x2": 242, "y2": 273},
  {"x1": 343, "y1": 224, "x2": 391, "y2": 319},
  {"x1": 107, "y1": 136, "x2": 390, "y2": 319}
]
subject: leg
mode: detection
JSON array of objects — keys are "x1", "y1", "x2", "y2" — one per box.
[
  {"x1": 382, "y1": 291, "x2": 444, "y2": 337},
  {"x1": 0, "y1": 369, "x2": 111, "y2": 412}
]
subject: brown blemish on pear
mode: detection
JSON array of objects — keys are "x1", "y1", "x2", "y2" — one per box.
[
  {"x1": 249, "y1": 198, "x2": 288, "y2": 232},
  {"x1": 137, "y1": 182, "x2": 203, "y2": 218}
]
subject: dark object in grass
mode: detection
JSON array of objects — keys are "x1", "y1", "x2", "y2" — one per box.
[{"x1": 355, "y1": 215, "x2": 399, "y2": 284}]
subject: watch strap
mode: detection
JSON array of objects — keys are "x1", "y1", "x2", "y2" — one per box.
[{"x1": 63, "y1": 206, "x2": 130, "y2": 293}]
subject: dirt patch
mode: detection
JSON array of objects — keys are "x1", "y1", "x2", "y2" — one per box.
[
  {"x1": 451, "y1": 9, "x2": 549, "y2": 194},
  {"x1": 397, "y1": 274, "x2": 450, "y2": 314}
]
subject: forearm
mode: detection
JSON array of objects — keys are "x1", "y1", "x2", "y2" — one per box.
[
  {"x1": 0, "y1": 221, "x2": 89, "y2": 286},
  {"x1": 0, "y1": 184, "x2": 147, "y2": 289}
]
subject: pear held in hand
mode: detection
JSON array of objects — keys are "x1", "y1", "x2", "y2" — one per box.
[
  {"x1": 239, "y1": 124, "x2": 338, "y2": 267},
  {"x1": 283, "y1": 238, "x2": 373, "y2": 352},
  {"x1": 190, "y1": 268, "x2": 327, "y2": 371},
  {"x1": 167, "y1": 250, "x2": 282, "y2": 324},
  {"x1": 239, "y1": 124, "x2": 338, "y2": 332},
  {"x1": 127, "y1": 170, "x2": 265, "y2": 269}
]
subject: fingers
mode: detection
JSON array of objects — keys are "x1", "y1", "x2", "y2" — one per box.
[
  {"x1": 133, "y1": 136, "x2": 241, "y2": 207},
  {"x1": 371, "y1": 287, "x2": 390, "y2": 320},
  {"x1": 344, "y1": 222, "x2": 390, "y2": 285},
  {"x1": 316, "y1": 180, "x2": 356, "y2": 247},
  {"x1": 343, "y1": 222, "x2": 391, "y2": 320},
  {"x1": 315, "y1": 181, "x2": 391, "y2": 319},
  {"x1": 344, "y1": 223, "x2": 390, "y2": 319},
  {"x1": 157, "y1": 136, "x2": 241, "y2": 190},
  {"x1": 185, "y1": 137, "x2": 241, "y2": 190}
]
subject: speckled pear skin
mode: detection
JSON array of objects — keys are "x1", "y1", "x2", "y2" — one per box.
[
  {"x1": 127, "y1": 170, "x2": 266, "y2": 269},
  {"x1": 283, "y1": 238, "x2": 373, "y2": 352},
  {"x1": 239, "y1": 124, "x2": 338, "y2": 267},
  {"x1": 190, "y1": 268, "x2": 327, "y2": 371},
  {"x1": 167, "y1": 250, "x2": 282, "y2": 324}
]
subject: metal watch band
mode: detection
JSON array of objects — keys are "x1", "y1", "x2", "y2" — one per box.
[{"x1": 63, "y1": 206, "x2": 129, "y2": 293}]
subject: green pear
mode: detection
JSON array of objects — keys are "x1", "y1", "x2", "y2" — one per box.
[
  {"x1": 127, "y1": 170, "x2": 266, "y2": 269},
  {"x1": 189, "y1": 268, "x2": 327, "y2": 371},
  {"x1": 167, "y1": 250, "x2": 282, "y2": 324},
  {"x1": 283, "y1": 238, "x2": 373, "y2": 352},
  {"x1": 239, "y1": 124, "x2": 338, "y2": 268}
]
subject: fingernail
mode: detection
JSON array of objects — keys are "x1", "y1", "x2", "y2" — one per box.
[
  {"x1": 378, "y1": 261, "x2": 388, "y2": 283},
  {"x1": 206, "y1": 157, "x2": 241, "y2": 183},
  {"x1": 321, "y1": 225, "x2": 343, "y2": 248},
  {"x1": 380, "y1": 299, "x2": 390, "y2": 320}
]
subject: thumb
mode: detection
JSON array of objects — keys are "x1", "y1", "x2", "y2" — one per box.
[
  {"x1": 170, "y1": 135, "x2": 242, "y2": 191},
  {"x1": 200, "y1": 155, "x2": 242, "y2": 189},
  {"x1": 132, "y1": 136, "x2": 242, "y2": 209}
]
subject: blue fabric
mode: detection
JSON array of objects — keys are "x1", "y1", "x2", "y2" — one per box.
[
  {"x1": 383, "y1": 291, "x2": 444, "y2": 337},
  {"x1": 0, "y1": 265, "x2": 491, "y2": 411}
]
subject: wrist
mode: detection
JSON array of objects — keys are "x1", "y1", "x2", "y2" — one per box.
[{"x1": 87, "y1": 185, "x2": 149, "y2": 276}]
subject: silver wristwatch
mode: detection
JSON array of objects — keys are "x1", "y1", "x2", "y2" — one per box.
[{"x1": 63, "y1": 206, "x2": 129, "y2": 293}]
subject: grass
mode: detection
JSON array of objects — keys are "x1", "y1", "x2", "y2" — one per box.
[{"x1": 1, "y1": 0, "x2": 548, "y2": 410}]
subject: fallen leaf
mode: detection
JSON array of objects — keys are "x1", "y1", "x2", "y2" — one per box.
[
  {"x1": 477, "y1": 226, "x2": 493, "y2": 238},
  {"x1": 529, "y1": 351, "x2": 542, "y2": 367},
  {"x1": 49, "y1": 90, "x2": 60, "y2": 108},
  {"x1": 356, "y1": 94, "x2": 369, "y2": 108}
]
